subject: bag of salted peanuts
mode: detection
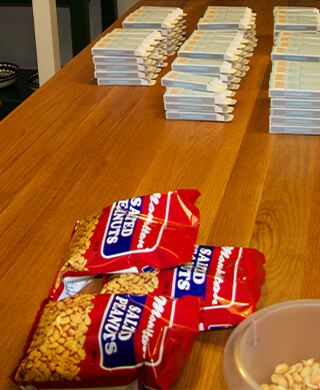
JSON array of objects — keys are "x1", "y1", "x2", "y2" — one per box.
[
  {"x1": 52, "y1": 189, "x2": 200, "y2": 301},
  {"x1": 101, "y1": 245, "x2": 266, "y2": 330},
  {"x1": 197, "y1": 246, "x2": 266, "y2": 330},
  {"x1": 13, "y1": 293, "x2": 200, "y2": 389}
]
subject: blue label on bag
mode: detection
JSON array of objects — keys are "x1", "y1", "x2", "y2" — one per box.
[
  {"x1": 173, "y1": 245, "x2": 213, "y2": 299},
  {"x1": 102, "y1": 197, "x2": 143, "y2": 257},
  {"x1": 99, "y1": 294, "x2": 146, "y2": 369}
]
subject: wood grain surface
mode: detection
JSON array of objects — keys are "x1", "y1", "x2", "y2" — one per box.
[{"x1": 1, "y1": 0, "x2": 320, "y2": 389}]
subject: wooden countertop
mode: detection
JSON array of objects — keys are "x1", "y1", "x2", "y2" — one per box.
[{"x1": 1, "y1": 0, "x2": 320, "y2": 389}]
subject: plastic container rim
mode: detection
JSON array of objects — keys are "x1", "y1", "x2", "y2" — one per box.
[{"x1": 223, "y1": 299, "x2": 320, "y2": 390}]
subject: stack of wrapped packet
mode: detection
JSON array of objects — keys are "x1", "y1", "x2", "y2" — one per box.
[
  {"x1": 273, "y1": 6, "x2": 320, "y2": 42},
  {"x1": 161, "y1": 72, "x2": 236, "y2": 122},
  {"x1": 173, "y1": 30, "x2": 254, "y2": 89},
  {"x1": 269, "y1": 7, "x2": 320, "y2": 135},
  {"x1": 122, "y1": 6, "x2": 187, "y2": 56},
  {"x1": 161, "y1": 6, "x2": 257, "y2": 122},
  {"x1": 197, "y1": 6, "x2": 257, "y2": 44},
  {"x1": 92, "y1": 29, "x2": 167, "y2": 86}
]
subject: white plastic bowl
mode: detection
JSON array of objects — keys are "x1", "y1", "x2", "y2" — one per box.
[{"x1": 223, "y1": 300, "x2": 320, "y2": 389}]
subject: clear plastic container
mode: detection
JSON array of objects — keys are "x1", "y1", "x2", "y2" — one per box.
[{"x1": 223, "y1": 300, "x2": 320, "y2": 389}]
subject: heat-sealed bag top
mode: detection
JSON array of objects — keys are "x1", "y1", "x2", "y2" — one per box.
[
  {"x1": 13, "y1": 293, "x2": 201, "y2": 390},
  {"x1": 101, "y1": 245, "x2": 266, "y2": 330},
  {"x1": 52, "y1": 190, "x2": 200, "y2": 301}
]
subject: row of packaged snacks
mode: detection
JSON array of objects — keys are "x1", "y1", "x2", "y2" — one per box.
[
  {"x1": 269, "y1": 7, "x2": 320, "y2": 135},
  {"x1": 161, "y1": 6, "x2": 257, "y2": 122},
  {"x1": 92, "y1": 7, "x2": 187, "y2": 86}
]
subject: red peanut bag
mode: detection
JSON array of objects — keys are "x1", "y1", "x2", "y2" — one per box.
[
  {"x1": 101, "y1": 245, "x2": 266, "y2": 330},
  {"x1": 196, "y1": 246, "x2": 266, "y2": 330},
  {"x1": 52, "y1": 189, "x2": 200, "y2": 301},
  {"x1": 13, "y1": 293, "x2": 201, "y2": 389}
]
